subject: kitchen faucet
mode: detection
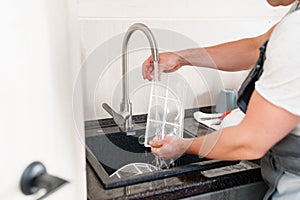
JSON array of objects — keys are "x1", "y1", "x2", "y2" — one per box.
[{"x1": 103, "y1": 23, "x2": 159, "y2": 133}]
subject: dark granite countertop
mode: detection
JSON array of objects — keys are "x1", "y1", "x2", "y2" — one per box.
[
  {"x1": 85, "y1": 106, "x2": 265, "y2": 200},
  {"x1": 87, "y1": 162, "x2": 263, "y2": 200}
]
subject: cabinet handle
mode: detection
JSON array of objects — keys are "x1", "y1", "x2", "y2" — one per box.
[{"x1": 20, "y1": 161, "x2": 69, "y2": 200}]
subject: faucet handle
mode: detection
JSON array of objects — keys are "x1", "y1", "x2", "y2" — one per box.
[{"x1": 102, "y1": 103, "x2": 130, "y2": 126}]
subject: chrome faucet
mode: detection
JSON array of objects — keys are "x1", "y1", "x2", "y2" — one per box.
[{"x1": 103, "y1": 23, "x2": 159, "y2": 132}]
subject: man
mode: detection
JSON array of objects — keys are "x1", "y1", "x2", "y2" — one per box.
[{"x1": 142, "y1": 0, "x2": 300, "y2": 199}]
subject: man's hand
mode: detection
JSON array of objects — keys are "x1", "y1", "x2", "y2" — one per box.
[
  {"x1": 149, "y1": 134, "x2": 193, "y2": 158},
  {"x1": 142, "y1": 52, "x2": 186, "y2": 81}
]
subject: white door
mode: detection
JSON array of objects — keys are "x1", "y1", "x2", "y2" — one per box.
[{"x1": 0, "y1": 0, "x2": 86, "y2": 199}]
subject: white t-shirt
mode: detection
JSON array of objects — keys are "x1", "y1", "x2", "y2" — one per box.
[{"x1": 255, "y1": 7, "x2": 300, "y2": 136}]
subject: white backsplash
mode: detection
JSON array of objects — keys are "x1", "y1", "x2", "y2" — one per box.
[{"x1": 78, "y1": 0, "x2": 289, "y2": 120}]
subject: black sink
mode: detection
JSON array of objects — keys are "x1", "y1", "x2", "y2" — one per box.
[{"x1": 86, "y1": 128, "x2": 239, "y2": 189}]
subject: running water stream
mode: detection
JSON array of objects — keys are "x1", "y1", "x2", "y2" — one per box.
[{"x1": 152, "y1": 61, "x2": 174, "y2": 169}]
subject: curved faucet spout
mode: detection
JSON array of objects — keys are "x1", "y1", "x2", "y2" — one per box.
[
  {"x1": 103, "y1": 23, "x2": 159, "y2": 132},
  {"x1": 121, "y1": 23, "x2": 159, "y2": 131}
]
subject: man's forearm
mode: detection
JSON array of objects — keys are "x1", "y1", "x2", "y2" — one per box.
[
  {"x1": 185, "y1": 126, "x2": 262, "y2": 160},
  {"x1": 177, "y1": 26, "x2": 275, "y2": 72},
  {"x1": 176, "y1": 38, "x2": 261, "y2": 72}
]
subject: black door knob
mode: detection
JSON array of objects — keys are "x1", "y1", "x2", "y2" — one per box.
[{"x1": 20, "y1": 161, "x2": 69, "y2": 200}]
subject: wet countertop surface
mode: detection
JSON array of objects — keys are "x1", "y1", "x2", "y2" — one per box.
[{"x1": 85, "y1": 107, "x2": 264, "y2": 200}]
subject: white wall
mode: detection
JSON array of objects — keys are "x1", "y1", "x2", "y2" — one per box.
[
  {"x1": 78, "y1": 0, "x2": 290, "y2": 121},
  {"x1": 0, "y1": 1, "x2": 86, "y2": 199}
]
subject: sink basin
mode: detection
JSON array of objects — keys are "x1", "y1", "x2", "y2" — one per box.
[{"x1": 86, "y1": 128, "x2": 239, "y2": 189}]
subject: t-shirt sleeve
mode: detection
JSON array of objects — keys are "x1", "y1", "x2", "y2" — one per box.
[{"x1": 255, "y1": 11, "x2": 300, "y2": 116}]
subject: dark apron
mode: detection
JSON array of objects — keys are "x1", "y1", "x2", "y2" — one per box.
[
  {"x1": 261, "y1": 134, "x2": 300, "y2": 199},
  {"x1": 237, "y1": 41, "x2": 300, "y2": 199}
]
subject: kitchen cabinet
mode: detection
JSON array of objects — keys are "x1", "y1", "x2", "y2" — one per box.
[{"x1": 0, "y1": 1, "x2": 86, "y2": 199}]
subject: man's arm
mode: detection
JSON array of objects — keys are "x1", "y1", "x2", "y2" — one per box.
[
  {"x1": 178, "y1": 25, "x2": 276, "y2": 71},
  {"x1": 150, "y1": 90, "x2": 300, "y2": 160},
  {"x1": 185, "y1": 90, "x2": 300, "y2": 160},
  {"x1": 143, "y1": 25, "x2": 277, "y2": 80}
]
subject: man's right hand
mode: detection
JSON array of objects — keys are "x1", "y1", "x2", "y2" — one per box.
[{"x1": 142, "y1": 51, "x2": 186, "y2": 81}]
